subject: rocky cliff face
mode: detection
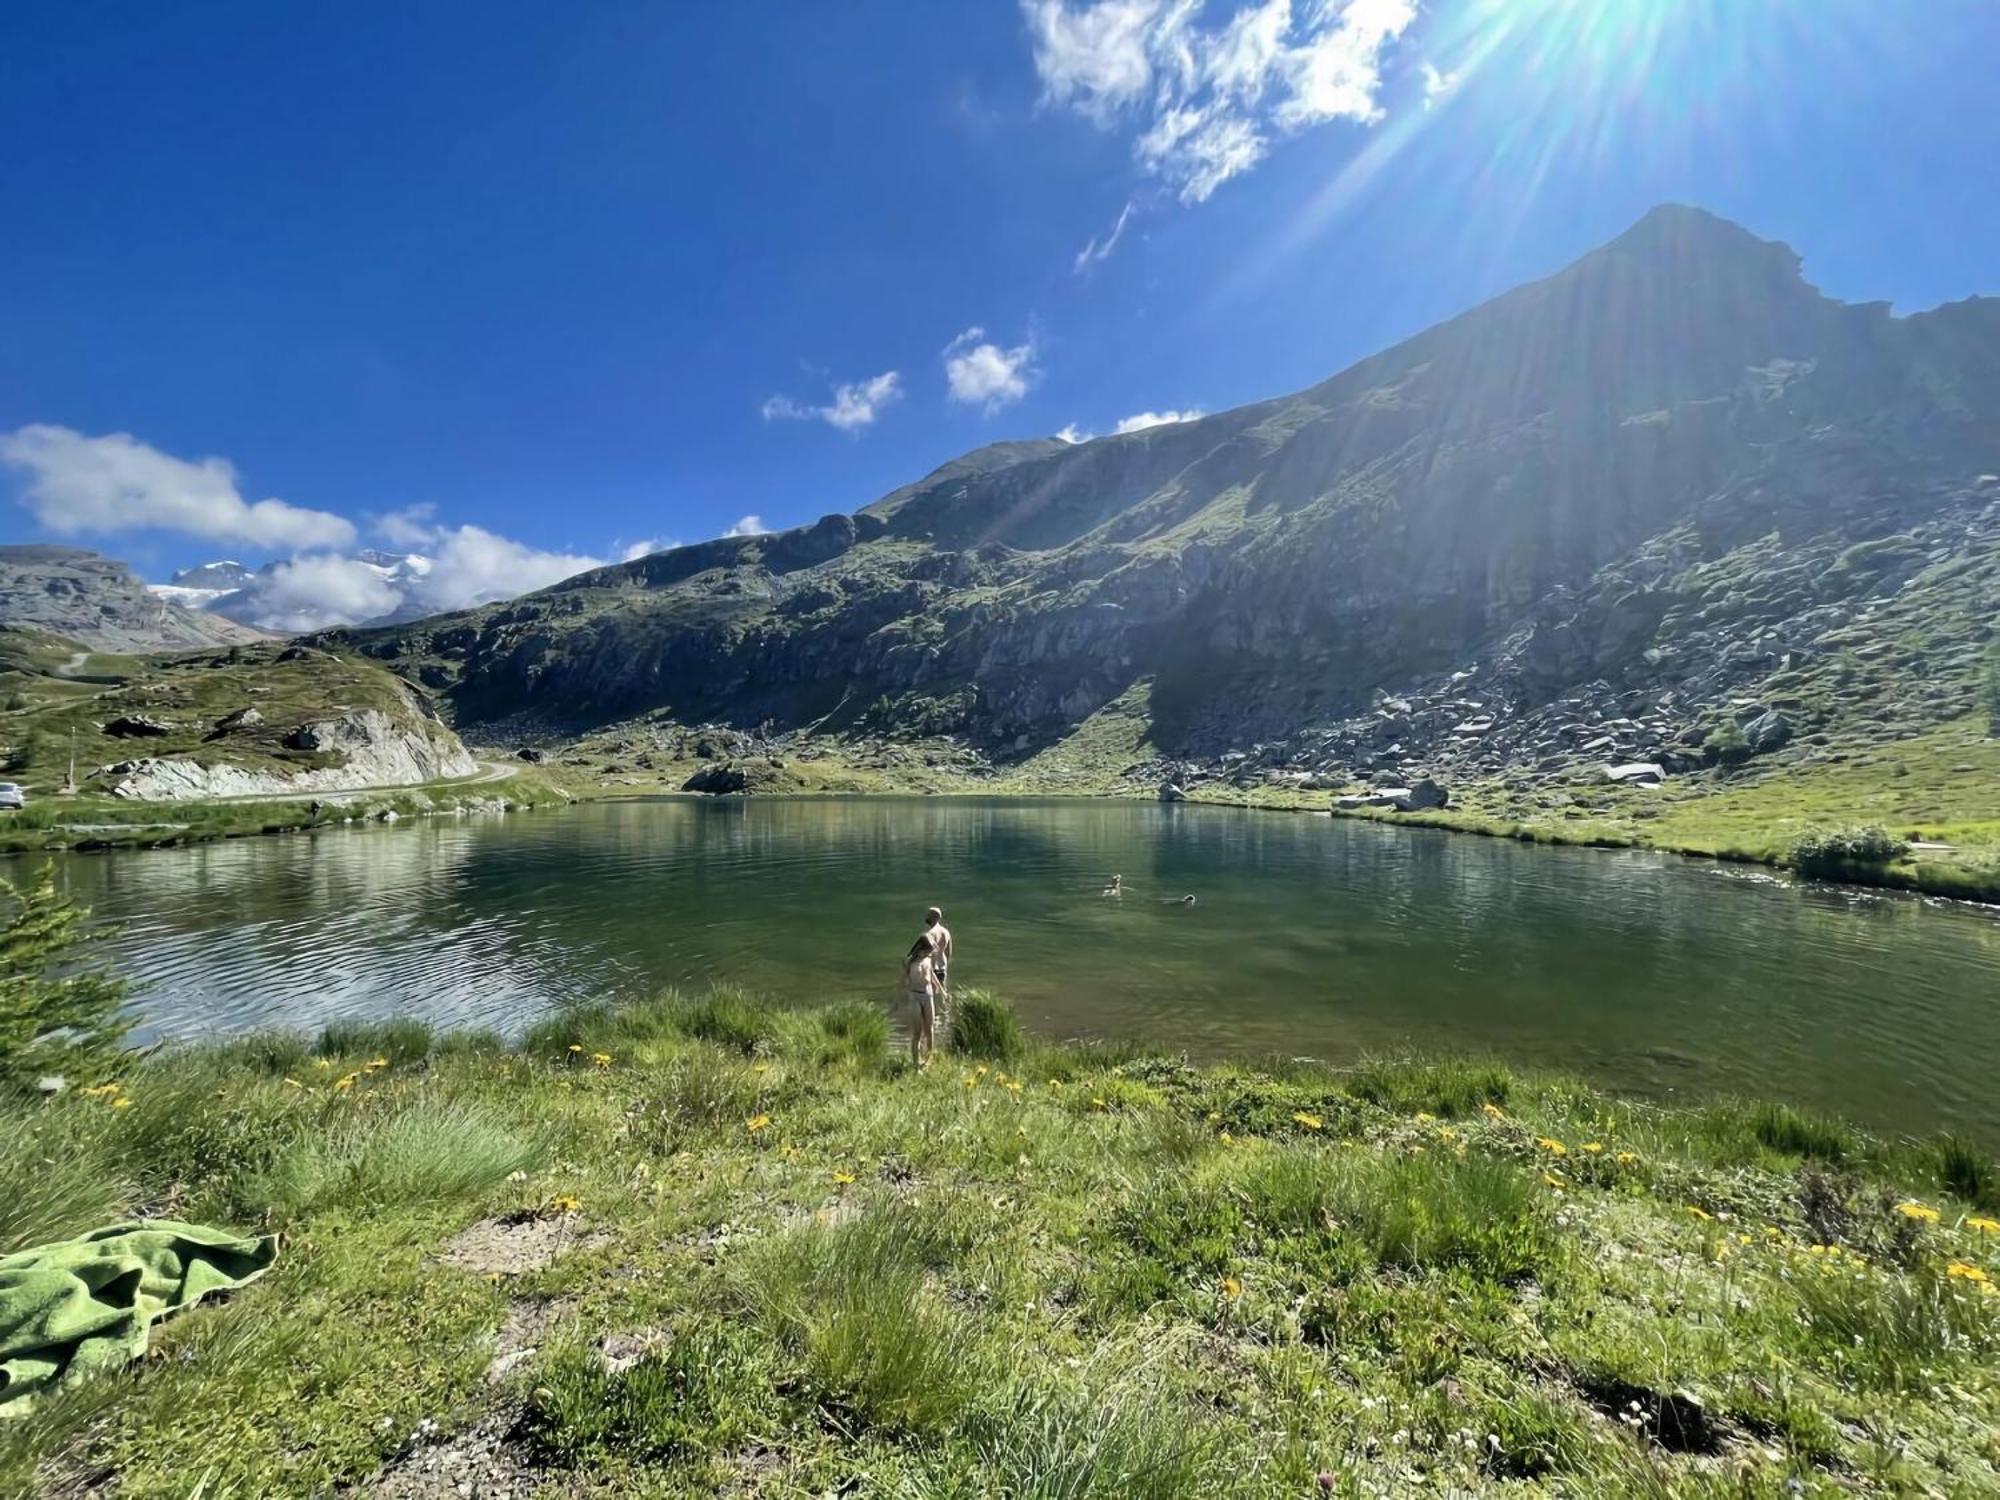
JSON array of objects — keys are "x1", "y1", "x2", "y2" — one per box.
[
  {"x1": 105, "y1": 708, "x2": 477, "y2": 800},
  {"x1": 328, "y1": 207, "x2": 2000, "y2": 770},
  {"x1": 0, "y1": 545, "x2": 268, "y2": 652}
]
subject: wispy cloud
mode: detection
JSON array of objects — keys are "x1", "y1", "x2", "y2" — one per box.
[
  {"x1": 1, "y1": 424, "x2": 355, "y2": 551},
  {"x1": 619, "y1": 536, "x2": 678, "y2": 561},
  {"x1": 1114, "y1": 408, "x2": 1203, "y2": 433},
  {"x1": 1420, "y1": 59, "x2": 1459, "y2": 108},
  {"x1": 1055, "y1": 424, "x2": 1091, "y2": 444},
  {"x1": 944, "y1": 327, "x2": 1038, "y2": 412},
  {"x1": 761, "y1": 369, "x2": 903, "y2": 433},
  {"x1": 1025, "y1": 0, "x2": 1415, "y2": 204},
  {"x1": 722, "y1": 514, "x2": 769, "y2": 538},
  {"x1": 1073, "y1": 199, "x2": 1136, "y2": 272}
]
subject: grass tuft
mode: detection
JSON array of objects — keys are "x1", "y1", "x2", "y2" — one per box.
[
  {"x1": 946, "y1": 990, "x2": 1026, "y2": 1062},
  {"x1": 248, "y1": 1103, "x2": 541, "y2": 1215}
]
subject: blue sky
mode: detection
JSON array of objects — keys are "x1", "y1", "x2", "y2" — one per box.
[{"x1": 1, "y1": 0, "x2": 1994, "y2": 625}]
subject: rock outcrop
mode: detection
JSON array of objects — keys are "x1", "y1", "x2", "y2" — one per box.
[
  {"x1": 0, "y1": 545, "x2": 267, "y2": 652},
  {"x1": 104, "y1": 709, "x2": 475, "y2": 800}
]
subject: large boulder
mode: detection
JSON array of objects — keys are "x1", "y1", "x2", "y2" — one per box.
[
  {"x1": 1603, "y1": 762, "x2": 1667, "y2": 784},
  {"x1": 1157, "y1": 782, "x2": 1187, "y2": 802},
  {"x1": 211, "y1": 706, "x2": 263, "y2": 733},
  {"x1": 1741, "y1": 709, "x2": 1792, "y2": 754},
  {"x1": 103, "y1": 715, "x2": 174, "y2": 739}
]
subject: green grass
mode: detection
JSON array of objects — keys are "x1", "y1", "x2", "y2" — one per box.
[{"x1": 4, "y1": 989, "x2": 2000, "y2": 1496}]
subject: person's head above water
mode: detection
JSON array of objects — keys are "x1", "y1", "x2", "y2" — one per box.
[
  {"x1": 924, "y1": 906, "x2": 943, "y2": 927},
  {"x1": 1181, "y1": 894, "x2": 1196, "y2": 904}
]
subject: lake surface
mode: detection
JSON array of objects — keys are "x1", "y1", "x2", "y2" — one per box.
[{"x1": 19, "y1": 797, "x2": 2000, "y2": 1139}]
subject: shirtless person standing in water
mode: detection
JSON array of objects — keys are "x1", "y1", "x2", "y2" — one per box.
[{"x1": 923, "y1": 906, "x2": 954, "y2": 1008}]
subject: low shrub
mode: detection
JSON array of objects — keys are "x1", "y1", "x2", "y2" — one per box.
[
  {"x1": 947, "y1": 990, "x2": 1025, "y2": 1062},
  {"x1": 1788, "y1": 826, "x2": 1902, "y2": 878},
  {"x1": 525, "y1": 1317, "x2": 780, "y2": 1466}
]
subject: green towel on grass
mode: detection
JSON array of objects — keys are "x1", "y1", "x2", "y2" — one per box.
[{"x1": 0, "y1": 1220, "x2": 278, "y2": 1416}]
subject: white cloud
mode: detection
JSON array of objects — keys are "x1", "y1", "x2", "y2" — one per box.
[
  {"x1": 722, "y1": 515, "x2": 769, "y2": 538},
  {"x1": 375, "y1": 503, "x2": 440, "y2": 549},
  {"x1": 762, "y1": 370, "x2": 903, "y2": 432},
  {"x1": 943, "y1": 327, "x2": 1038, "y2": 412},
  {"x1": 620, "y1": 536, "x2": 678, "y2": 561},
  {"x1": 0, "y1": 424, "x2": 355, "y2": 551},
  {"x1": 1420, "y1": 60, "x2": 1459, "y2": 108},
  {"x1": 1055, "y1": 424, "x2": 1091, "y2": 444},
  {"x1": 1073, "y1": 199, "x2": 1137, "y2": 271},
  {"x1": 234, "y1": 555, "x2": 406, "y2": 633},
  {"x1": 1114, "y1": 408, "x2": 1204, "y2": 433},
  {"x1": 1024, "y1": 0, "x2": 1415, "y2": 204}
]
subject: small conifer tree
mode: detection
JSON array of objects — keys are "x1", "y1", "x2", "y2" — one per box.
[{"x1": 0, "y1": 867, "x2": 132, "y2": 1090}]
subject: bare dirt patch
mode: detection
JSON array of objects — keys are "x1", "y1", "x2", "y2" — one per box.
[{"x1": 438, "y1": 1211, "x2": 596, "y2": 1276}]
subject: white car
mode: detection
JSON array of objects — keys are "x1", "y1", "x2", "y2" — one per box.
[{"x1": 0, "y1": 782, "x2": 25, "y2": 810}]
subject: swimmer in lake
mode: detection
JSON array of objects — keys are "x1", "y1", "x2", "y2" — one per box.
[
  {"x1": 1158, "y1": 893, "x2": 1196, "y2": 905},
  {"x1": 1102, "y1": 874, "x2": 1123, "y2": 897}
]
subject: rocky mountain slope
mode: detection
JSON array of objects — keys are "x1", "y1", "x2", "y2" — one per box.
[
  {"x1": 328, "y1": 206, "x2": 2000, "y2": 790},
  {"x1": 0, "y1": 545, "x2": 268, "y2": 652}
]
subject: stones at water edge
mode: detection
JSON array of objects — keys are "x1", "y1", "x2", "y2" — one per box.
[
  {"x1": 1332, "y1": 778, "x2": 1451, "y2": 812},
  {"x1": 1604, "y1": 762, "x2": 1667, "y2": 784},
  {"x1": 1158, "y1": 782, "x2": 1187, "y2": 802}
]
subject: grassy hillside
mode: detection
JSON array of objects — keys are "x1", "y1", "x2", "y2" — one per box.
[{"x1": 5, "y1": 991, "x2": 1997, "y2": 1497}]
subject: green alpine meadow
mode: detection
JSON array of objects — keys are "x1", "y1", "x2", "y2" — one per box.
[{"x1": 4, "y1": 975, "x2": 1998, "y2": 1496}]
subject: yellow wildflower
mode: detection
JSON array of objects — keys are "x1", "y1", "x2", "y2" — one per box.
[
  {"x1": 365, "y1": 1056, "x2": 389, "y2": 1071},
  {"x1": 1536, "y1": 1137, "x2": 1568, "y2": 1157},
  {"x1": 1219, "y1": 1130, "x2": 1234, "y2": 1144},
  {"x1": 566, "y1": 1044, "x2": 583, "y2": 1055},
  {"x1": 753, "y1": 1063, "x2": 769, "y2": 1075},
  {"x1": 549, "y1": 1194, "x2": 581, "y2": 1214},
  {"x1": 1946, "y1": 1261, "x2": 1991, "y2": 1284},
  {"x1": 332, "y1": 1073, "x2": 358, "y2": 1092},
  {"x1": 313, "y1": 1058, "x2": 332, "y2": 1069},
  {"x1": 283, "y1": 1077, "x2": 304, "y2": 1089},
  {"x1": 1219, "y1": 1276, "x2": 1242, "y2": 1299},
  {"x1": 832, "y1": 1171, "x2": 855, "y2": 1186},
  {"x1": 1413, "y1": 1112, "x2": 1435, "y2": 1124},
  {"x1": 1687, "y1": 1205, "x2": 1713, "y2": 1222},
  {"x1": 1542, "y1": 1172, "x2": 1566, "y2": 1189},
  {"x1": 1966, "y1": 1217, "x2": 2000, "y2": 1235},
  {"x1": 1614, "y1": 1151, "x2": 1638, "y2": 1165},
  {"x1": 1581, "y1": 1142, "x2": 1604, "y2": 1154},
  {"x1": 963, "y1": 1074, "x2": 978, "y2": 1089},
  {"x1": 1049, "y1": 1079, "x2": 1062, "y2": 1091},
  {"x1": 1481, "y1": 1101, "x2": 1506, "y2": 1120},
  {"x1": 746, "y1": 1113, "x2": 772, "y2": 1133},
  {"x1": 1896, "y1": 1202, "x2": 1942, "y2": 1224},
  {"x1": 1292, "y1": 1112, "x2": 1323, "y2": 1131},
  {"x1": 112, "y1": 1097, "x2": 132, "y2": 1110},
  {"x1": 591, "y1": 1052, "x2": 611, "y2": 1069}
]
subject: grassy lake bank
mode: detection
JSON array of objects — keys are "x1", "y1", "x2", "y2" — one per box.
[{"x1": 6, "y1": 990, "x2": 1999, "y2": 1497}]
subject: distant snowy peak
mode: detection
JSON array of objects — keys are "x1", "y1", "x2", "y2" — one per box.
[{"x1": 148, "y1": 552, "x2": 435, "y2": 633}]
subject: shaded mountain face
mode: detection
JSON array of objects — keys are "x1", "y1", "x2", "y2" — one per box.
[
  {"x1": 0, "y1": 545, "x2": 268, "y2": 653},
  {"x1": 329, "y1": 206, "x2": 2000, "y2": 756}
]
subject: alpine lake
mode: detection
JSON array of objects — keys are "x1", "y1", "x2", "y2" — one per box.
[{"x1": 20, "y1": 796, "x2": 2000, "y2": 1141}]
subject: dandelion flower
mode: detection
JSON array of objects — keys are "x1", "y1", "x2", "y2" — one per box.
[
  {"x1": 1896, "y1": 1202, "x2": 1941, "y2": 1223},
  {"x1": 1219, "y1": 1130, "x2": 1234, "y2": 1144},
  {"x1": 1536, "y1": 1137, "x2": 1567, "y2": 1157},
  {"x1": 1091, "y1": 1097, "x2": 1107, "y2": 1111},
  {"x1": 1581, "y1": 1142, "x2": 1604, "y2": 1154},
  {"x1": 332, "y1": 1073, "x2": 358, "y2": 1092},
  {"x1": 1946, "y1": 1261, "x2": 1991, "y2": 1284},
  {"x1": 1481, "y1": 1101, "x2": 1506, "y2": 1120},
  {"x1": 591, "y1": 1052, "x2": 611, "y2": 1069},
  {"x1": 365, "y1": 1056, "x2": 389, "y2": 1071},
  {"x1": 1413, "y1": 1112, "x2": 1436, "y2": 1124},
  {"x1": 1293, "y1": 1112, "x2": 1324, "y2": 1131},
  {"x1": 1220, "y1": 1276, "x2": 1242, "y2": 1299},
  {"x1": 1966, "y1": 1216, "x2": 2000, "y2": 1235},
  {"x1": 1614, "y1": 1151, "x2": 1638, "y2": 1165},
  {"x1": 112, "y1": 1097, "x2": 132, "y2": 1110},
  {"x1": 549, "y1": 1194, "x2": 581, "y2": 1215},
  {"x1": 1542, "y1": 1172, "x2": 1566, "y2": 1189},
  {"x1": 1687, "y1": 1205, "x2": 1713, "y2": 1222},
  {"x1": 746, "y1": 1113, "x2": 772, "y2": 1133},
  {"x1": 832, "y1": 1171, "x2": 855, "y2": 1186},
  {"x1": 1049, "y1": 1079, "x2": 1062, "y2": 1091},
  {"x1": 566, "y1": 1044, "x2": 583, "y2": 1055}
]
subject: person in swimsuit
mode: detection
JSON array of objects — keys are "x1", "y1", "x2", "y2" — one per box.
[
  {"x1": 923, "y1": 906, "x2": 953, "y2": 1019},
  {"x1": 1102, "y1": 874, "x2": 1123, "y2": 897},
  {"x1": 902, "y1": 931, "x2": 938, "y2": 1069}
]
